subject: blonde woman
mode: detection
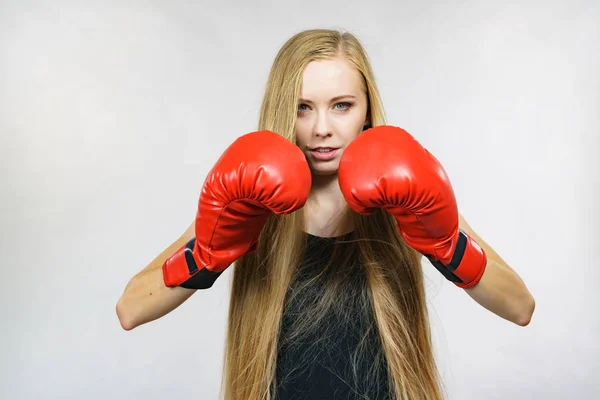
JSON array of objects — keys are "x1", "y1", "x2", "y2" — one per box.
[{"x1": 117, "y1": 29, "x2": 535, "y2": 400}]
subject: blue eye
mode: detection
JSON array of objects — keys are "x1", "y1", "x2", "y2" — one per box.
[{"x1": 297, "y1": 102, "x2": 352, "y2": 114}]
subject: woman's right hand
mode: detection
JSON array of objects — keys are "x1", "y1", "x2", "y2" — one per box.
[
  {"x1": 162, "y1": 130, "x2": 312, "y2": 289},
  {"x1": 117, "y1": 130, "x2": 311, "y2": 330}
]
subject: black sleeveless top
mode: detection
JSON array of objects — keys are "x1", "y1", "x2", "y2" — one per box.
[{"x1": 272, "y1": 233, "x2": 391, "y2": 400}]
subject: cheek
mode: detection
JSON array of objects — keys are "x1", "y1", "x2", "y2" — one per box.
[
  {"x1": 294, "y1": 127, "x2": 310, "y2": 147},
  {"x1": 341, "y1": 115, "x2": 366, "y2": 137}
]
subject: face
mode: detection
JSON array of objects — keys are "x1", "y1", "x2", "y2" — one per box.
[{"x1": 295, "y1": 57, "x2": 369, "y2": 176}]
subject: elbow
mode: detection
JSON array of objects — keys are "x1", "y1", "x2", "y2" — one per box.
[
  {"x1": 116, "y1": 298, "x2": 136, "y2": 331},
  {"x1": 515, "y1": 295, "x2": 536, "y2": 327}
]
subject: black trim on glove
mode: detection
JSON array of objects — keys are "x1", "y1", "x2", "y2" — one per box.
[
  {"x1": 180, "y1": 238, "x2": 224, "y2": 289},
  {"x1": 424, "y1": 229, "x2": 468, "y2": 284}
]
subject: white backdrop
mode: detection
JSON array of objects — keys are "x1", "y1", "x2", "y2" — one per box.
[{"x1": 1, "y1": 1, "x2": 599, "y2": 399}]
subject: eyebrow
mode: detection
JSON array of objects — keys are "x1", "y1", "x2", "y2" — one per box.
[{"x1": 298, "y1": 95, "x2": 356, "y2": 103}]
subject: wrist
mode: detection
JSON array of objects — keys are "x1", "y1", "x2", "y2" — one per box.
[{"x1": 424, "y1": 229, "x2": 487, "y2": 288}]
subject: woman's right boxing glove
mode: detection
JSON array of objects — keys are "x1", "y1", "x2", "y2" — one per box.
[{"x1": 162, "y1": 130, "x2": 312, "y2": 289}]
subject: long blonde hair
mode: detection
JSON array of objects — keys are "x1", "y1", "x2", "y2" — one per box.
[{"x1": 221, "y1": 29, "x2": 445, "y2": 400}]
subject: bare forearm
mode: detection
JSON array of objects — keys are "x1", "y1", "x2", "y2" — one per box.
[
  {"x1": 464, "y1": 259, "x2": 534, "y2": 326},
  {"x1": 116, "y1": 222, "x2": 197, "y2": 330},
  {"x1": 116, "y1": 263, "x2": 196, "y2": 330},
  {"x1": 459, "y1": 214, "x2": 535, "y2": 326}
]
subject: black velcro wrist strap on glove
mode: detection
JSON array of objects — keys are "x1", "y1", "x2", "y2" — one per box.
[
  {"x1": 425, "y1": 229, "x2": 468, "y2": 285},
  {"x1": 180, "y1": 238, "x2": 224, "y2": 289}
]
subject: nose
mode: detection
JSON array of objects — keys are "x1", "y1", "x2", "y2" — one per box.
[{"x1": 313, "y1": 111, "x2": 332, "y2": 138}]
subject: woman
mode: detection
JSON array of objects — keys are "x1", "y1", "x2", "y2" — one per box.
[{"x1": 116, "y1": 29, "x2": 535, "y2": 400}]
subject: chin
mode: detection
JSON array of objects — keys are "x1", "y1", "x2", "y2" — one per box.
[{"x1": 309, "y1": 165, "x2": 340, "y2": 177}]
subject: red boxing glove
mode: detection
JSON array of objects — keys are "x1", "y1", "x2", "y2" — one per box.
[
  {"x1": 163, "y1": 130, "x2": 312, "y2": 289},
  {"x1": 338, "y1": 125, "x2": 486, "y2": 288}
]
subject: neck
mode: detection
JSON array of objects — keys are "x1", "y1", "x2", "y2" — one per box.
[
  {"x1": 304, "y1": 173, "x2": 354, "y2": 237},
  {"x1": 309, "y1": 173, "x2": 344, "y2": 202}
]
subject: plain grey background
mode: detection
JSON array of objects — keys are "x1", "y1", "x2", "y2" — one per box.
[{"x1": 1, "y1": 1, "x2": 598, "y2": 399}]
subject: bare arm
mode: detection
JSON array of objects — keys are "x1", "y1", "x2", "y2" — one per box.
[
  {"x1": 116, "y1": 221, "x2": 196, "y2": 331},
  {"x1": 459, "y1": 214, "x2": 536, "y2": 326}
]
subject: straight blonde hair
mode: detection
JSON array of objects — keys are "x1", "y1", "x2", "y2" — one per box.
[{"x1": 221, "y1": 29, "x2": 446, "y2": 400}]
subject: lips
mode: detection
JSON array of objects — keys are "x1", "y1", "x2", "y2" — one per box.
[
  {"x1": 309, "y1": 147, "x2": 340, "y2": 161},
  {"x1": 312, "y1": 147, "x2": 338, "y2": 152}
]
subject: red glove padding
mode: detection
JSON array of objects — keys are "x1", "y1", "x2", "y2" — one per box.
[
  {"x1": 163, "y1": 130, "x2": 312, "y2": 288},
  {"x1": 338, "y1": 125, "x2": 486, "y2": 288}
]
